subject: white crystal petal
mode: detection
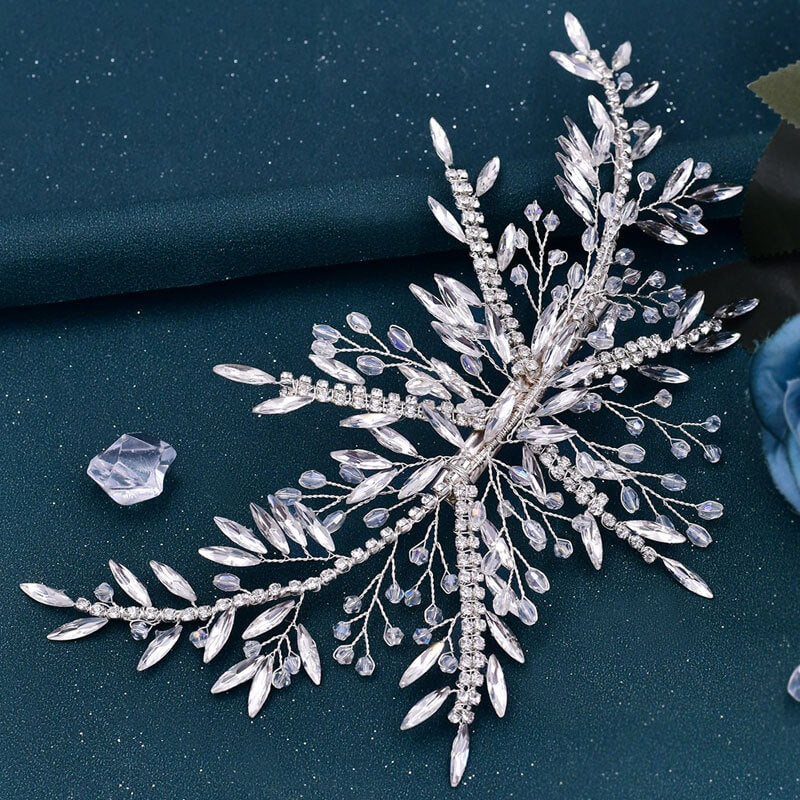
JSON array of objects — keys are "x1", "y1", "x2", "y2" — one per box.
[
  {"x1": 148, "y1": 561, "x2": 197, "y2": 603},
  {"x1": 47, "y1": 617, "x2": 109, "y2": 641},
  {"x1": 297, "y1": 623, "x2": 322, "y2": 685},
  {"x1": 427, "y1": 196, "x2": 467, "y2": 244},
  {"x1": 398, "y1": 640, "x2": 445, "y2": 688},
  {"x1": 108, "y1": 559, "x2": 152, "y2": 607},
  {"x1": 248, "y1": 655, "x2": 274, "y2": 717},
  {"x1": 211, "y1": 656, "x2": 260, "y2": 693},
  {"x1": 212, "y1": 364, "x2": 276, "y2": 385},
  {"x1": 449, "y1": 723, "x2": 470, "y2": 788},
  {"x1": 137, "y1": 624, "x2": 182, "y2": 671},
  {"x1": 252, "y1": 396, "x2": 314, "y2": 415},
  {"x1": 198, "y1": 546, "x2": 262, "y2": 567},
  {"x1": 661, "y1": 556, "x2": 713, "y2": 598},
  {"x1": 400, "y1": 687, "x2": 451, "y2": 730},
  {"x1": 346, "y1": 468, "x2": 398, "y2": 505},
  {"x1": 242, "y1": 600, "x2": 296, "y2": 640},
  {"x1": 486, "y1": 654, "x2": 508, "y2": 717},
  {"x1": 203, "y1": 606, "x2": 236, "y2": 663},
  {"x1": 475, "y1": 156, "x2": 500, "y2": 197},
  {"x1": 485, "y1": 611, "x2": 525, "y2": 663},
  {"x1": 428, "y1": 118, "x2": 453, "y2": 166},
  {"x1": 20, "y1": 582, "x2": 74, "y2": 608},
  {"x1": 213, "y1": 516, "x2": 269, "y2": 554},
  {"x1": 397, "y1": 460, "x2": 441, "y2": 501}
]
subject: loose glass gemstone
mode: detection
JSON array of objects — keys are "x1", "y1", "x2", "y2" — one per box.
[
  {"x1": 388, "y1": 325, "x2": 413, "y2": 352},
  {"x1": 441, "y1": 573, "x2": 459, "y2": 594},
  {"x1": 460, "y1": 354, "x2": 483, "y2": 376},
  {"x1": 787, "y1": 665, "x2": 800, "y2": 702},
  {"x1": 523, "y1": 520, "x2": 547, "y2": 550},
  {"x1": 525, "y1": 567, "x2": 550, "y2": 594},
  {"x1": 697, "y1": 500, "x2": 724, "y2": 520},
  {"x1": 409, "y1": 546, "x2": 429, "y2": 565},
  {"x1": 413, "y1": 627, "x2": 432, "y2": 645},
  {"x1": 363, "y1": 508, "x2": 389, "y2": 528},
  {"x1": 671, "y1": 439, "x2": 690, "y2": 459},
  {"x1": 355, "y1": 655, "x2": 375, "y2": 676},
  {"x1": 517, "y1": 597, "x2": 539, "y2": 626},
  {"x1": 383, "y1": 625, "x2": 404, "y2": 647},
  {"x1": 637, "y1": 171, "x2": 656, "y2": 190},
  {"x1": 94, "y1": 582, "x2": 114, "y2": 603},
  {"x1": 510, "y1": 265, "x2": 528, "y2": 285},
  {"x1": 87, "y1": 433, "x2": 176, "y2": 506},
  {"x1": 438, "y1": 653, "x2": 458, "y2": 673},
  {"x1": 384, "y1": 582, "x2": 403, "y2": 603},
  {"x1": 703, "y1": 415, "x2": 721, "y2": 432},
  {"x1": 694, "y1": 161, "x2": 712, "y2": 179},
  {"x1": 213, "y1": 573, "x2": 241, "y2": 592},
  {"x1": 626, "y1": 417, "x2": 644, "y2": 436},
  {"x1": 346, "y1": 312, "x2": 372, "y2": 333},
  {"x1": 661, "y1": 473, "x2": 687, "y2": 491},
  {"x1": 703, "y1": 445, "x2": 722, "y2": 463},
  {"x1": 334, "y1": 645, "x2": 354, "y2": 665},
  {"x1": 686, "y1": 524, "x2": 712, "y2": 547},
  {"x1": 356, "y1": 355, "x2": 385, "y2": 376},
  {"x1": 311, "y1": 339, "x2": 336, "y2": 358},
  {"x1": 242, "y1": 640, "x2": 261, "y2": 658},
  {"x1": 404, "y1": 588, "x2": 422, "y2": 607},
  {"x1": 189, "y1": 628, "x2": 208, "y2": 648},
  {"x1": 312, "y1": 323, "x2": 341, "y2": 342},
  {"x1": 615, "y1": 247, "x2": 635, "y2": 266},
  {"x1": 655, "y1": 389, "x2": 672, "y2": 408},
  {"x1": 285, "y1": 654, "x2": 302, "y2": 675},
  {"x1": 620, "y1": 485, "x2": 640, "y2": 513},
  {"x1": 543, "y1": 211, "x2": 560, "y2": 231},
  {"x1": 618, "y1": 443, "x2": 645, "y2": 463},
  {"x1": 553, "y1": 538, "x2": 573, "y2": 559},
  {"x1": 343, "y1": 595, "x2": 362, "y2": 614},
  {"x1": 424, "y1": 604, "x2": 444, "y2": 625},
  {"x1": 323, "y1": 510, "x2": 345, "y2": 532},
  {"x1": 524, "y1": 201, "x2": 543, "y2": 222},
  {"x1": 610, "y1": 376, "x2": 627, "y2": 393},
  {"x1": 299, "y1": 470, "x2": 327, "y2": 489},
  {"x1": 130, "y1": 621, "x2": 151, "y2": 641},
  {"x1": 333, "y1": 621, "x2": 352, "y2": 641},
  {"x1": 339, "y1": 464, "x2": 364, "y2": 484},
  {"x1": 272, "y1": 668, "x2": 291, "y2": 688}
]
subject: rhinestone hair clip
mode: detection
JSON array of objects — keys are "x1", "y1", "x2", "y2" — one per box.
[{"x1": 21, "y1": 13, "x2": 755, "y2": 787}]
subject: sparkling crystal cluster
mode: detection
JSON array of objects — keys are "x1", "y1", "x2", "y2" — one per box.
[{"x1": 21, "y1": 14, "x2": 757, "y2": 786}]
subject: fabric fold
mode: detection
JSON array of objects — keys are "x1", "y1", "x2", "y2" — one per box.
[{"x1": 0, "y1": 132, "x2": 762, "y2": 309}]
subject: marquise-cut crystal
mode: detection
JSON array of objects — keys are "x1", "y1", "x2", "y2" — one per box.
[{"x1": 87, "y1": 433, "x2": 176, "y2": 506}]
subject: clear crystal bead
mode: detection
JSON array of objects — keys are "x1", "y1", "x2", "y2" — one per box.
[
  {"x1": 694, "y1": 161, "x2": 712, "y2": 179},
  {"x1": 424, "y1": 604, "x2": 444, "y2": 625},
  {"x1": 413, "y1": 627, "x2": 432, "y2": 645},
  {"x1": 333, "y1": 645, "x2": 354, "y2": 665},
  {"x1": 510, "y1": 265, "x2": 528, "y2": 285},
  {"x1": 272, "y1": 667, "x2": 291, "y2": 688},
  {"x1": 703, "y1": 415, "x2": 721, "y2": 432},
  {"x1": 312, "y1": 324, "x2": 340, "y2": 342},
  {"x1": 384, "y1": 582, "x2": 403, "y2": 603},
  {"x1": 130, "y1": 621, "x2": 150, "y2": 641},
  {"x1": 87, "y1": 433, "x2": 176, "y2": 506},
  {"x1": 787, "y1": 665, "x2": 800, "y2": 702},
  {"x1": 524, "y1": 201, "x2": 543, "y2": 221},
  {"x1": 671, "y1": 439, "x2": 690, "y2": 459},
  {"x1": 93, "y1": 582, "x2": 114, "y2": 603},
  {"x1": 655, "y1": 389, "x2": 673, "y2": 407},
  {"x1": 355, "y1": 655, "x2": 375, "y2": 676},
  {"x1": 661, "y1": 473, "x2": 687, "y2": 491},
  {"x1": 346, "y1": 312, "x2": 372, "y2": 333},
  {"x1": 404, "y1": 588, "x2": 422, "y2": 607},
  {"x1": 686, "y1": 524, "x2": 712, "y2": 547},
  {"x1": 703, "y1": 445, "x2": 722, "y2": 463},
  {"x1": 299, "y1": 470, "x2": 326, "y2": 489},
  {"x1": 242, "y1": 639, "x2": 261, "y2": 658},
  {"x1": 626, "y1": 417, "x2": 644, "y2": 436},
  {"x1": 543, "y1": 211, "x2": 560, "y2": 231},
  {"x1": 409, "y1": 546, "x2": 429, "y2": 565},
  {"x1": 333, "y1": 621, "x2": 352, "y2": 641},
  {"x1": 383, "y1": 625, "x2": 404, "y2": 646},
  {"x1": 189, "y1": 628, "x2": 208, "y2": 648},
  {"x1": 610, "y1": 376, "x2": 627, "y2": 393},
  {"x1": 637, "y1": 171, "x2": 656, "y2": 190},
  {"x1": 438, "y1": 653, "x2": 458, "y2": 673},
  {"x1": 343, "y1": 595, "x2": 362, "y2": 614},
  {"x1": 524, "y1": 567, "x2": 550, "y2": 594},
  {"x1": 618, "y1": 443, "x2": 645, "y2": 463},
  {"x1": 523, "y1": 520, "x2": 547, "y2": 551},
  {"x1": 620, "y1": 485, "x2": 640, "y2": 513},
  {"x1": 285, "y1": 654, "x2": 302, "y2": 675},
  {"x1": 553, "y1": 538, "x2": 573, "y2": 559},
  {"x1": 213, "y1": 573, "x2": 241, "y2": 592},
  {"x1": 697, "y1": 500, "x2": 723, "y2": 520}
]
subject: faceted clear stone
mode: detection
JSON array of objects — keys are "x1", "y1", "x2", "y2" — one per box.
[
  {"x1": 610, "y1": 376, "x2": 627, "y2": 393},
  {"x1": 545, "y1": 492, "x2": 564, "y2": 510},
  {"x1": 655, "y1": 389, "x2": 673, "y2": 408},
  {"x1": 554, "y1": 538, "x2": 573, "y2": 559},
  {"x1": 543, "y1": 211, "x2": 560, "y2": 231},
  {"x1": 697, "y1": 500, "x2": 723, "y2": 520},
  {"x1": 93, "y1": 582, "x2": 114, "y2": 603},
  {"x1": 671, "y1": 439, "x2": 691, "y2": 459},
  {"x1": 524, "y1": 201, "x2": 543, "y2": 222},
  {"x1": 339, "y1": 464, "x2": 364, "y2": 484},
  {"x1": 694, "y1": 161, "x2": 712, "y2": 179},
  {"x1": 686, "y1": 524, "x2": 712, "y2": 547},
  {"x1": 661, "y1": 473, "x2": 687, "y2": 491},
  {"x1": 355, "y1": 655, "x2": 375, "y2": 676},
  {"x1": 363, "y1": 508, "x2": 389, "y2": 528},
  {"x1": 523, "y1": 520, "x2": 547, "y2": 550},
  {"x1": 333, "y1": 621, "x2": 351, "y2": 641},
  {"x1": 619, "y1": 443, "x2": 646, "y2": 464},
  {"x1": 626, "y1": 417, "x2": 644, "y2": 436},
  {"x1": 441, "y1": 573, "x2": 459, "y2": 594},
  {"x1": 620, "y1": 485, "x2": 640, "y2": 513},
  {"x1": 384, "y1": 582, "x2": 403, "y2": 603},
  {"x1": 413, "y1": 627, "x2": 432, "y2": 645},
  {"x1": 346, "y1": 312, "x2": 372, "y2": 333},
  {"x1": 438, "y1": 653, "x2": 458, "y2": 673},
  {"x1": 272, "y1": 667, "x2": 291, "y2": 688},
  {"x1": 517, "y1": 597, "x2": 538, "y2": 626},
  {"x1": 615, "y1": 247, "x2": 635, "y2": 266},
  {"x1": 333, "y1": 645, "x2": 354, "y2": 665},
  {"x1": 409, "y1": 546, "x2": 429, "y2": 565},
  {"x1": 87, "y1": 433, "x2": 176, "y2": 506},
  {"x1": 284, "y1": 653, "x2": 302, "y2": 675},
  {"x1": 356, "y1": 355, "x2": 385, "y2": 376},
  {"x1": 189, "y1": 628, "x2": 208, "y2": 648},
  {"x1": 213, "y1": 573, "x2": 241, "y2": 592},
  {"x1": 510, "y1": 265, "x2": 528, "y2": 285},
  {"x1": 299, "y1": 470, "x2": 327, "y2": 489},
  {"x1": 647, "y1": 270, "x2": 666, "y2": 288},
  {"x1": 130, "y1": 621, "x2": 151, "y2": 641},
  {"x1": 787, "y1": 665, "x2": 800, "y2": 702},
  {"x1": 525, "y1": 567, "x2": 550, "y2": 594},
  {"x1": 637, "y1": 171, "x2": 656, "y2": 190},
  {"x1": 324, "y1": 510, "x2": 346, "y2": 532},
  {"x1": 703, "y1": 415, "x2": 721, "y2": 432},
  {"x1": 242, "y1": 639, "x2": 261, "y2": 658},
  {"x1": 387, "y1": 325, "x2": 413, "y2": 352},
  {"x1": 343, "y1": 595, "x2": 362, "y2": 614},
  {"x1": 643, "y1": 307, "x2": 660, "y2": 324},
  {"x1": 383, "y1": 625, "x2": 404, "y2": 646},
  {"x1": 424, "y1": 604, "x2": 444, "y2": 625},
  {"x1": 404, "y1": 588, "x2": 422, "y2": 607},
  {"x1": 312, "y1": 324, "x2": 341, "y2": 342},
  {"x1": 704, "y1": 445, "x2": 722, "y2": 463},
  {"x1": 311, "y1": 339, "x2": 336, "y2": 358}
]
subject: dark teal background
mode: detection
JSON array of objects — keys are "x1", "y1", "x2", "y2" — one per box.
[{"x1": 1, "y1": 1, "x2": 799, "y2": 798}]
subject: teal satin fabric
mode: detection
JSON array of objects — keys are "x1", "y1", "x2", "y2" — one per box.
[{"x1": 0, "y1": 0, "x2": 791, "y2": 308}]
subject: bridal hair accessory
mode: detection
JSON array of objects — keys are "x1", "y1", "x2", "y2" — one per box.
[{"x1": 21, "y1": 13, "x2": 755, "y2": 787}]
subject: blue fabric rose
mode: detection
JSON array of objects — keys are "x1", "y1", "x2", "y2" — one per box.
[{"x1": 750, "y1": 313, "x2": 800, "y2": 513}]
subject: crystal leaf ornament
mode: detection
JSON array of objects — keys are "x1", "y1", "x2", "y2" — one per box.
[{"x1": 22, "y1": 14, "x2": 754, "y2": 787}]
